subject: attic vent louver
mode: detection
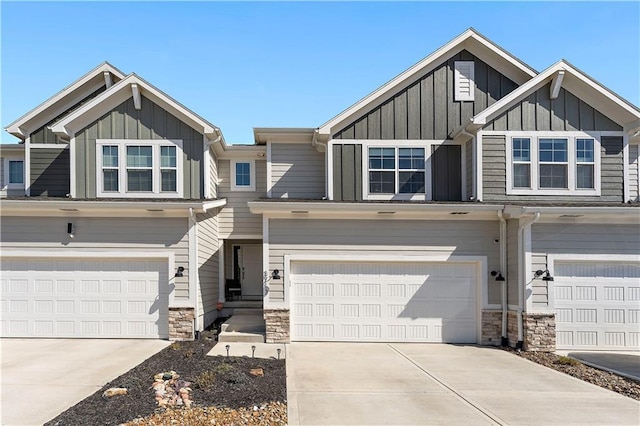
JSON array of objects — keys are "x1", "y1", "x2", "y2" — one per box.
[{"x1": 454, "y1": 61, "x2": 475, "y2": 101}]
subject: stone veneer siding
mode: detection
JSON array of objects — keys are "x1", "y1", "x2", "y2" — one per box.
[
  {"x1": 507, "y1": 310, "x2": 519, "y2": 348},
  {"x1": 264, "y1": 309, "x2": 290, "y2": 343},
  {"x1": 168, "y1": 307, "x2": 195, "y2": 341},
  {"x1": 523, "y1": 313, "x2": 556, "y2": 352},
  {"x1": 481, "y1": 310, "x2": 503, "y2": 345}
]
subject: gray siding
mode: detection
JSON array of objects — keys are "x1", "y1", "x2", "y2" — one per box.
[
  {"x1": 268, "y1": 219, "x2": 500, "y2": 304},
  {"x1": 30, "y1": 86, "x2": 107, "y2": 144},
  {"x1": 465, "y1": 140, "x2": 473, "y2": 199},
  {"x1": 74, "y1": 96, "x2": 204, "y2": 198},
  {"x1": 487, "y1": 86, "x2": 623, "y2": 132},
  {"x1": 630, "y1": 144, "x2": 639, "y2": 202},
  {"x1": 506, "y1": 219, "x2": 520, "y2": 306},
  {"x1": 333, "y1": 50, "x2": 518, "y2": 140},
  {"x1": 210, "y1": 152, "x2": 218, "y2": 198},
  {"x1": 530, "y1": 223, "x2": 640, "y2": 310},
  {"x1": 0, "y1": 216, "x2": 191, "y2": 301},
  {"x1": 482, "y1": 135, "x2": 624, "y2": 202},
  {"x1": 30, "y1": 147, "x2": 70, "y2": 197},
  {"x1": 197, "y1": 210, "x2": 220, "y2": 330},
  {"x1": 270, "y1": 143, "x2": 325, "y2": 198},
  {"x1": 218, "y1": 159, "x2": 266, "y2": 238},
  {"x1": 332, "y1": 144, "x2": 362, "y2": 201}
]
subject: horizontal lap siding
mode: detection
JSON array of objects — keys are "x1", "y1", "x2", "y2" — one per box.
[
  {"x1": 506, "y1": 219, "x2": 520, "y2": 306},
  {"x1": 0, "y1": 216, "x2": 191, "y2": 301},
  {"x1": 630, "y1": 144, "x2": 639, "y2": 201},
  {"x1": 197, "y1": 210, "x2": 219, "y2": 329},
  {"x1": 268, "y1": 219, "x2": 500, "y2": 304},
  {"x1": 30, "y1": 147, "x2": 70, "y2": 197},
  {"x1": 218, "y1": 159, "x2": 266, "y2": 238},
  {"x1": 482, "y1": 135, "x2": 624, "y2": 202},
  {"x1": 530, "y1": 223, "x2": 640, "y2": 310},
  {"x1": 270, "y1": 143, "x2": 325, "y2": 198},
  {"x1": 75, "y1": 96, "x2": 204, "y2": 198},
  {"x1": 333, "y1": 50, "x2": 517, "y2": 140}
]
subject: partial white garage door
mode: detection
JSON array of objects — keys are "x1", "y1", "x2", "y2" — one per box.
[
  {"x1": 290, "y1": 261, "x2": 478, "y2": 343},
  {"x1": 1, "y1": 257, "x2": 169, "y2": 338},
  {"x1": 555, "y1": 261, "x2": 640, "y2": 350}
]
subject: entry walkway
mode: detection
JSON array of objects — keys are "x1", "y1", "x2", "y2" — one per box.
[{"x1": 287, "y1": 343, "x2": 640, "y2": 425}]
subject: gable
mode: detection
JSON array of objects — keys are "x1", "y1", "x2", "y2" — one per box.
[
  {"x1": 485, "y1": 85, "x2": 623, "y2": 132},
  {"x1": 333, "y1": 50, "x2": 519, "y2": 140}
]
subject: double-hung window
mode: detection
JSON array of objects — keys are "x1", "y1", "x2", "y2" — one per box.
[
  {"x1": 96, "y1": 140, "x2": 183, "y2": 198},
  {"x1": 3, "y1": 158, "x2": 24, "y2": 189},
  {"x1": 368, "y1": 147, "x2": 425, "y2": 197},
  {"x1": 507, "y1": 134, "x2": 600, "y2": 195}
]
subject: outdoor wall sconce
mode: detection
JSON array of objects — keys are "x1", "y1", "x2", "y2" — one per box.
[
  {"x1": 175, "y1": 266, "x2": 185, "y2": 277},
  {"x1": 491, "y1": 270, "x2": 505, "y2": 281},
  {"x1": 67, "y1": 222, "x2": 75, "y2": 239},
  {"x1": 272, "y1": 269, "x2": 281, "y2": 280},
  {"x1": 534, "y1": 269, "x2": 554, "y2": 281}
]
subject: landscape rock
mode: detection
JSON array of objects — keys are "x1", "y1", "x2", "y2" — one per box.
[{"x1": 102, "y1": 387, "x2": 127, "y2": 398}]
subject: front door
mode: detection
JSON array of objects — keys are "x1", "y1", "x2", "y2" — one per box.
[
  {"x1": 233, "y1": 244, "x2": 263, "y2": 301},
  {"x1": 432, "y1": 145, "x2": 462, "y2": 201}
]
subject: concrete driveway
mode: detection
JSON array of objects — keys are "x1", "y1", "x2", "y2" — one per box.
[
  {"x1": 287, "y1": 343, "x2": 640, "y2": 425},
  {"x1": 1, "y1": 338, "x2": 169, "y2": 425}
]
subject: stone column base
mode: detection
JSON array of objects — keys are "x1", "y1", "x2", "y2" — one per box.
[
  {"x1": 168, "y1": 307, "x2": 195, "y2": 341},
  {"x1": 264, "y1": 309, "x2": 290, "y2": 343},
  {"x1": 523, "y1": 313, "x2": 556, "y2": 352},
  {"x1": 507, "y1": 310, "x2": 519, "y2": 348},
  {"x1": 481, "y1": 310, "x2": 503, "y2": 345}
]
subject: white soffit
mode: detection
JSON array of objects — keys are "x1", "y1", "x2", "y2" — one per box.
[
  {"x1": 317, "y1": 28, "x2": 538, "y2": 137},
  {"x1": 5, "y1": 62, "x2": 126, "y2": 138}
]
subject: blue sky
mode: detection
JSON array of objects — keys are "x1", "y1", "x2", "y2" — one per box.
[{"x1": 2, "y1": 1, "x2": 639, "y2": 144}]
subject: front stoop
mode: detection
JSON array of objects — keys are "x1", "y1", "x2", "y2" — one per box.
[{"x1": 217, "y1": 309, "x2": 266, "y2": 343}]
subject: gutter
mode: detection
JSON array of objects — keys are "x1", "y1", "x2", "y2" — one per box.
[
  {"x1": 497, "y1": 209, "x2": 508, "y2": 345},
  {"x1": 517, "y1": 212, "x2": 541, "y2": 349}
]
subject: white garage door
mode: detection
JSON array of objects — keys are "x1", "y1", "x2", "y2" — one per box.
[
  {"x1": 290, "y1": 261, "x2": 478, "y2": 343},
  {"x1": 1, "y1": 257, "x2": 169, "y2": 338},
  {"x1": 555, "y1": 261, "x2": 640, "y2": 350}
]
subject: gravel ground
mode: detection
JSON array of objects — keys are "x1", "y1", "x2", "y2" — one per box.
[
  {"x1": 505, "y1": 348, "x2": 640, "y2": 400},
  {"x1": 45, "y1": 331, "x2": 286, "y2": 426}
]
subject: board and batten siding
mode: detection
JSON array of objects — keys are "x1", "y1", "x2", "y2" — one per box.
[
  {"x1": 630, "y1": 144, "x2": 639, "y2": 202},
  {"x1": 0, "y1": 216, "x2": 192, "y2": 301},
  {"x1": 30, "y1": 147, "x2": 70, "y2": 197},
  {"x1": 482, "y1": 135, "x2": 624, "y2": 202},
  {"x1": 196, "y1": 210, "x2": 220, "y2": 329},
  {"x1": 218, "y1": 159, "x2": 266, "y2": 238},
  {"x1": 530, "y1": 223, "x2": 640, "y2": 310},
  {"x1": 30, "y1": 86, "x2": 107, "y2": 145},
  {"x1": 267, "y1": 218, "x2": 500, "y2": 304},
  {"x1": 74, "y1": 96, "x2": 204, "y2": 198},
  {"x1": 332, "y1": 144, "x2": 363, "y2": 201},
  {"x1": 270, "y1": 143, "x2": 325, "y2": 198},
  {"x1": 486, "y1": 86, "x2": 622, "y2": 132},
  {"x1": 333, "y1": 50, "x2": 518, "y2": 140}
]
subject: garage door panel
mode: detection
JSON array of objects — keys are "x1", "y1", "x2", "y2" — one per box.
[
  {"x1": 0, "y1": 257, "x2": 169, "y2": 338},
  {"x1": 290, "y1": 261, "x2": 478, "y2": 343},
  {"x1": 554, "y1": 261, "x2": 640, "y2": 350}
]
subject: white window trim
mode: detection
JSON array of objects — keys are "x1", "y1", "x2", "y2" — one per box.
[
  {"x1": 352, "y1": 139, "x2": 464, "y2": 201},
  {"x1": 3, "y1": 157, "x2": 25, "y2": 190},
  {"x1": 230, "y1": 159, "x2": 255, "y2": 192},
  {"x1": 505, "y1": 132, "x2": 602, "y2": 196},
  {"x1": 454, "y1": 61, "x2": 475, "y2": 102},
  {"x1": 95, "y1": 139, "x2": 184, "y2": 198}
]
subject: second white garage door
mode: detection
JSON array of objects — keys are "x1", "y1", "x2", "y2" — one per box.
[
  {"x1": 290, "y1": 261, "x2": 478, "y2": 343},
  {"x1": 1, "y1": 257, "x2": 170, "y2": 338}
]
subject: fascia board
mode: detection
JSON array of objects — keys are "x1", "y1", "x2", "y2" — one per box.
[
  {"x1": 0, "y1": 199, "x2": 209, "y2": 211},
  {"x1": 503, "y1": 205, "x2": 640, "y2": 217},
  {"x1": 318, "y1": 29, "x2": 538, "y2": 136},
  {"x1": 253, "y1": 127, "x2": 315, "y2": 144},
  {"x1": 5, "y1": 63, "x2": 125, "y2": 137}
]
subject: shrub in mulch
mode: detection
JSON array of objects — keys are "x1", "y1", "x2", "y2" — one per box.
[{"x1": 45, "y1": 335, "x2": 286, "y2": 426}]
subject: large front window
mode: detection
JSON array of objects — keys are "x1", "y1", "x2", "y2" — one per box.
[
  {"x1": 96, "y1": 140, "x2": 183, "y2": 198},
  {"x1": 368, "y1": 147, "x2": 425, "y2": 195},
  {"x1": 507, "y1": 134, "x2": 600, "y2": 195}
]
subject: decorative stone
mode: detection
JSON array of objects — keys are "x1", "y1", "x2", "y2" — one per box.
[
  {"x1": 264, "y1": 309, "x2": 290, "y2": 343},
  {"x1": 168, "y1": 307, "x2": 195, "y2": 341},
  {"x1": 481, "y1": 310, "x2": 503, "y2": 345},
  {"x1": 102, "y1": 387, "x2": 127, "y2": 398}
]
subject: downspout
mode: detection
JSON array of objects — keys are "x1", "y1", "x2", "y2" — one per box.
[
  {"x1": 497, "y1": 209, "x2": 507, "y2": 346},
  {"x1": 517, "y1": 212, "x2": 540, "y2": 349},
  {"x1": 188, "y1": 207, "x2": 199, "y2": 336}
]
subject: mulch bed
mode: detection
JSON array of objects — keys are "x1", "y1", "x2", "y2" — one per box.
[
  {"x1": 45, "y1": 331, "x2": 286, "y2": 426},
  {"x1": 504, "y1": 347, "x2": 640, "y2": 401}
]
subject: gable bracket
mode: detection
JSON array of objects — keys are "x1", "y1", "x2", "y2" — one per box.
[
  {"x1": 131, "y1": 83, "x2": 141, "y2": 110},
  {"x1": 549, "y1": 70, "x2": 565, "y2": 100},
  {"x1": 104, "y1": 71, "x2": 113, "y2": 89}
]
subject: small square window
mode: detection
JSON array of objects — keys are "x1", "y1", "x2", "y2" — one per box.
[{"x1": 231, "y1": 160, "x2": 255, "y2": 191}]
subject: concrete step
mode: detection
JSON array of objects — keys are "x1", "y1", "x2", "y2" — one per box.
[
  {"x1": 217, "y1": 331, "x2": 266, "y2": 343},
  {"x1": 220, "y1": 313, "x2": 265, "y2": 333}
]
